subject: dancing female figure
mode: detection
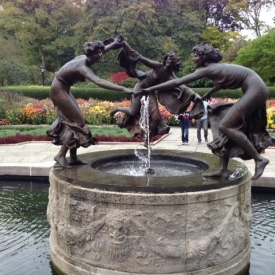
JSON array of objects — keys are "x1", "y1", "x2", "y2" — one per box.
[
  {"x1": 111, "y1": 40, "x2": 202, "y2": 140},
  {"x1": 47, "y1": 35, "x2": 133, "y2": 168},
  {"x1": 137, "y1": 43, "x2": 272, "y2": 180}
]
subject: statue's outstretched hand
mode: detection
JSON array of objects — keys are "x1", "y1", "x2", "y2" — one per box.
[
  {"x1": 115, "y1": 34, "x2": 125, "y2": 44},
  {"x1": 202, "y1": 86, "x2": 219, "y2": 102},
  {"x1": 134, "y1": 88, "x2": 151, "y2": 98},
  {"x1": 111, "y1": 34, "x2": 125, "y2": 49},
  {"x1": 124, "y1": 88, "x2": 135, "y2": 96}
]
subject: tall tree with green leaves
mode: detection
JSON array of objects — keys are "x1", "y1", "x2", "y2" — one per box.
[
  {"x1": 234, "y1": 30, "x2": 275, "y2": 84},
  {"x1": 222, "y1": 36, "x2": 248, "y2": 62},
  {"x1": 183, "y1": 0, "x2": 242, "y2": 31},
  {"x1": 74, "y1": 0, "x2": 204, "y2": 77},
  {"x1": 0, "y1": 0, "x2": 82, "y2": 70},
  {"x1": 228, "y1": 0, "x2": 274, "y2": 37}
]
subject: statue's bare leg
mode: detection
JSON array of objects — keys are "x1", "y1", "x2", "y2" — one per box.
[
  {"x1": 220, "y1": 125, "x2": 269, "y2": 181},
  {"x1": 54, "y1": 145, "x2": 72, "y2": 168},
  {"x1": 69, "y1": 148, "x2": 87, "y2": 165}
]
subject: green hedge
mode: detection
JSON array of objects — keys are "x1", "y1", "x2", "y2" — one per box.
[
  {"x1": 0, "y1": 86, "x2": 131, "y2": 101},
  {"x1": 1, "y1": 85, "x2": 275, "y2": 101},
  {"x1": 192, "y1": 87, "x2": 275, "y2": 99}
]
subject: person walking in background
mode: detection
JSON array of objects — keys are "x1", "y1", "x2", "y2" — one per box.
[
  {"x1": 196, "y1": 100, "x2": 209, "y2": 144},
  {"x1": 178, "y1": 104, "x2": 192, "y2": 145}
]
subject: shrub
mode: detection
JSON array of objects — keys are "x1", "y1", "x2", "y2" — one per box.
[
  {"x1": 0, "y1": 86, "x2": 132, "y2": 101},
  {"x1": 119, "y1": 78, "x2": 138, "y2": 88},
  {"x1": 85, "y1": 100, "x2": 116, "y2": 125},
  {"x1": 2, "y1": 85, "x2": 275, "y2": 101},
  {"x1": 110, "y1": 71, "x2": 129, "y2": 84},
  {"x1": 267, "y1": 100, "x2": 275, "y2": 129}
]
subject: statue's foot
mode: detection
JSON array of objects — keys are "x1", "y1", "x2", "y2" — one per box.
[
  {"x1": 158, "y1": 126, "x2": 170, "y2": 135},
  {"x1": 54, "y1": 155, "x2": 72, "y2": 169},
  {"x1": 204, "y1": 170, "x2": 229, "y2": 178},
  {"x1": 110, "y1": 109, "x2": 118, "y2": 117},
  {"x1": 251, "y1": 157, "x2": 269, "y2": 180},
  {"x1": 91, "y1": 137, "x2": 99, "y2": 145},
  {"x1": 69, "y1": 158, "x2": 88, "y2": 165}
]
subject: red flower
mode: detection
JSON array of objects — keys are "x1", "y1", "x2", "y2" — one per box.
[{"x1": 110, "y1": 71, "x2": 129, "y2": 84}]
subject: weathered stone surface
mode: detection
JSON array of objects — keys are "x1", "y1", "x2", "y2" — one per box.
[{"x1": 48, "y1": 150, "x2": 251, "y2": 275}]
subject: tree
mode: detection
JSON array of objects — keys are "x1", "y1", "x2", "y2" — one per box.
[
  {"x1": 202, "y1": 26, "x2": 241, "y2": 50},
  {"x1": 0, "y1": 0, "x2": 82, "y2": 70},
  {"x1": 222, "y1": 36, "x2": 248, "y2": 62},
  {"x1": 74, "y1": 0, "x2": 204, "y2": 76},
  {"x1": 1, "y1": 0, "x2": 257, "y2": 78},
  {"x1": 228, "y1": 0, "x2": 274, "y2": 37},
  {"x1": 154, "y1": 1, "x2": 204, "y2": 60},
  {"x1": 182, "y1": 0, "x2": 242, "y2": 31},
  {"x1": 234, "y1": 30, "x2": 275, "y2": 84}
]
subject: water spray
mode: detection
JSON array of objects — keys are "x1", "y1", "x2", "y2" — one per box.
[{"x1": 137, "y1": 95, "x2": 155, "y2": 175}]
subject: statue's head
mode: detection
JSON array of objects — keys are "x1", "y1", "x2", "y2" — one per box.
[
  {"x1": 83, "y1": 40, "x2": 105, "y2": 57},
  {"x1": 192, "y1": 43, "x2": 223, "y2": 63},
  {"x1": 163, "y1": 52, "x2": 182, "y2": 72}
]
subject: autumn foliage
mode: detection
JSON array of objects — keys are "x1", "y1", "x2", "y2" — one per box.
[{"x1": 110, "y1": 71, "x2": 129, "y2": 84}]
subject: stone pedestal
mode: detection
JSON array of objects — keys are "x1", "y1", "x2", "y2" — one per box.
[{"x1": 48, "y1": 150, "x2": 251, "y2": 275}]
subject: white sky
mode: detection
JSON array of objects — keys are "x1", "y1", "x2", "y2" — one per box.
[{"x1": 240, "y1": 7, "x2": 275, "y2": 39}]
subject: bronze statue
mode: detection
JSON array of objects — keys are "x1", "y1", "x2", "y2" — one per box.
[
  {"x1": 111, "y1": 40, "x2": 204, "y2": 141},
  {"x1": 47, "y1": 35, "x2": 134, "y2": 168},
  {"x1": 137, "y1": 43, "x2": 272, "y2": 180}
]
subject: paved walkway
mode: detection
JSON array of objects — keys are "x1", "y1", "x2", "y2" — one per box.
[{"x1": 0, "y1": 127, "x2": 274, "y2": 187}]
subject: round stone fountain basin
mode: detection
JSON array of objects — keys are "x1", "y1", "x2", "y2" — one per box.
[
  {"x1": 48, "y1": 150, "x2": 251, "y2": 275},
  {"x1": 92, "y1": 153, "x2": 208, "y2": 177}
]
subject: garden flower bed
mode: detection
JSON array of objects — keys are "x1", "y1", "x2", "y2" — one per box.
[
  {"x1": 1, "y1": 92, "x2": 275, "y2": 128},
  {"x1": 0, "y1": 91, "x2": 274, "y2": 145}
]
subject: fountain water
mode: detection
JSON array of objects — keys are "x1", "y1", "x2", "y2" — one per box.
[{"x1": 135, "y1": 95, "x2": 155, "y2": 174}]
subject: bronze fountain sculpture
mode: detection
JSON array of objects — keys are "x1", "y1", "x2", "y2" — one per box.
[
  {"x1": 47, "y1": 35, "x2": 134, "y2": 168},
  {"x1": 136, "y1": 43, "x2": 272, "y2": 181},
  {"x1": 110, "y1": 40, "x2": 204, "y2": 141},
  {"x1": 47, "y1": 38, "x2": 272, "y2": 275}
]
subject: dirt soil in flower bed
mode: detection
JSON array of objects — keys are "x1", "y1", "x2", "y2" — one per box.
[{"x1": 0, "y1": 133, "x2": 163, "y2": 145}]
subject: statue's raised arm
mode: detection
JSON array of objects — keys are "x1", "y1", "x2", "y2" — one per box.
[{"x1": 111, "y1": 39, "x2": 205, "y2": 143}]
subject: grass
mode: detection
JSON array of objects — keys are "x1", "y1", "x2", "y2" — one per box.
[{"x1": 0, "y1": 125, "x2": 132, "y2": 138}]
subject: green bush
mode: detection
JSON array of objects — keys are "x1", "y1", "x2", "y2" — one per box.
[
  {"x1": 192, "y1": 87, "x2": 275, "y2": 99},
  {"x1": 0, "y1": 86, "x2": 132, "y2": 101},
  {"x1": 2, "y1": 85, "x2": 275, "y2": 101},
  {"x1": 119, "y1": 78, "x2": 137, "y2": 88},
  {"x1": 0, "y1": 61, "x2": 53, "y2": 86}
]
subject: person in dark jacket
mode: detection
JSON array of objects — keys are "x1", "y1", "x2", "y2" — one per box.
[{"x1": 178, "y1": 108, "x2": 191, "y2": 145}]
